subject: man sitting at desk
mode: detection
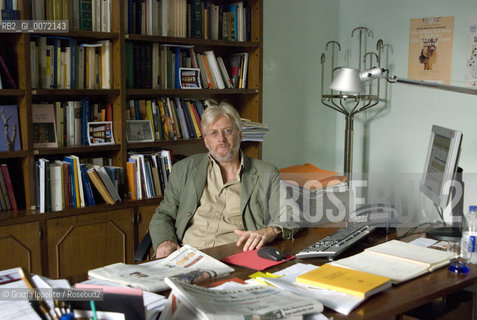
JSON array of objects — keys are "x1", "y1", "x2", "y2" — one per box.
[{"x1": 149, "y1": 102, "x2": 301, "y2": 258}]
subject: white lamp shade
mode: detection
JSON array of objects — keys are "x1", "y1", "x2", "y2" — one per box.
[{"x1": 330, "y1": 67, "x2": 365, "y2": 93}]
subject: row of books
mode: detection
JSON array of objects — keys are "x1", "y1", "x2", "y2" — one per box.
[
  {"x1": 30, "y1": 37, "x2": 112, "y2": 90},
  {"x1": 124, "y1": 0, "x2": 250, "y2": 41},
  {"x1": 0, "y1": 0, "x2": 20, "y2": 21},
  {"x1": 126, "y1": 97, "x2": 205, "y2": 141},
  {"x1": 32, "y1": 100, "x2": 112, "y2": 148},
  {"x1": 126, "y1": 43, "x2": 248, "y2": 89},
  {"x1": 127, "y1": 150, "x2": 172, "y2": 200},
  {"x1": 35, "y1": 156, "x2": 124, "y2": 213},
  {"x1": 30, "y1": 0, "x2": 112, "y2": 32},
  {"x1": 0, "y1": 163, "x2": 18, "y2": 211}
]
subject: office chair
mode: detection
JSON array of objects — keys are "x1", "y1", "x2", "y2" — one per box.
[{"x1": 134, "y1": 231, "x2": 153, "y2": 262}]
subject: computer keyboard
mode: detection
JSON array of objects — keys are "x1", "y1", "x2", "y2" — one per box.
[{"x1": 295, "y1": 225, "x2": 377, "y2": 259}]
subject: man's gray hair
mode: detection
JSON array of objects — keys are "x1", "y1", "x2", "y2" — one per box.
[{"x1": 201, "y1": 101, "x2": 242, "y2": 134}]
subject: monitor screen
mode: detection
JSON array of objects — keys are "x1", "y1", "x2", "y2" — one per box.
[{"x1": 420, "y1": 125, "x2": 462, "y2": 211}]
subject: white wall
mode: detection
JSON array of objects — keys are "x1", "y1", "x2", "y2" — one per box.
[{"x1": 262, "y1": 0, "x2": 339, "y2": 170}]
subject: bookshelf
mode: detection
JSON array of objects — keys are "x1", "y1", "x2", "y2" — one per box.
[{"x1": 0, "y1": 0, "x2": 263, "y2": 278}]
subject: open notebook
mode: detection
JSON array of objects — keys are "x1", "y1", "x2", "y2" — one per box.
[{"x1": 331, "y1": 240, "x2": 451, "y2": 284}]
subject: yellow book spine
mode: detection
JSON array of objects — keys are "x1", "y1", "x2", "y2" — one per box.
[
  {"x1": 145, "y1": 100, "x2": 155, "y2": 138},
  {"x1": 187, "y1": 101, "x2": 200, "y2": 137}
]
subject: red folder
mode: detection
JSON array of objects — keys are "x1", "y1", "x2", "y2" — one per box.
[{"x1": 221, "y1": 249, "x2": 294, "y2": 271}]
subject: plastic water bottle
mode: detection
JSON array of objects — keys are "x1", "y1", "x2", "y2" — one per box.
[{"x1": 461, "y1": 205, "x2": 477, "y2": 264}]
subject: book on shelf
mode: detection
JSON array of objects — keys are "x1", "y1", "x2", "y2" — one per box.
[
  {"x1": 80, "y1": 163, "x2": 96, "y2": 207},
  {"x1": 49, "y1": 162, "x2": 63, "y2": 212},
  {"x1": 0, "y1": 54, "x2": 17, "y2": 89},
  {"x1": 94, "y1": 166, "x2": 122, "y2": 203},
  {"x1": 124, "y1": 0, "x2": 250, "y2": 41},
  {"x1": 37, "y1": 158, "x2": 49, "y2": 213},
  {"x1": 126, "y1": 97, "x2": 203, "y2": 140},
  {"x1": 88, "y1": 245, "x2": 234, "y2": 292},
  {"x1": 29, "y1": 0, "x2": 106, "y2": 32},
  {"x1": 55, "y1": 160, "x2": 72, "y2": 210},
  {"x1": 86, "y1": 167, "x2": 117, "y2": 205},
  {"x1": 32, "y1": 104, "x2": 58, "y2": 149},
  {"x1": 331, "y1": 239, "x2": 451, "y2": 284},
  {"x1": 0, "y1": 164, "x2": 17, "y2": 211},
  {"x1": 126, "y1": 160, "x2": 137, "y2": 200},
  {"x1": 31, "y1": 37, "x2": 110, "y2": 89},
  {"x1": 0, "y1": 165, "x2": 11, "y2": 211},
  {"x1": 296, "y1": 263, "x2": 392, "y2": 298},
  {"x1": 0, "y1": 105, "x2": 21, "y2": 152}
]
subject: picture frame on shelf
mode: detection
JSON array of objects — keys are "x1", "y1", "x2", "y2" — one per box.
[
  {"x1": 0, "y1": 105, "x2": 22, "y2": 151},
  {"x1": 179, "y1": 68, "x2": 202, "y2": 89},
  {"x1": 87, "y1": 121, "x2": 115, "y2": 145},
  {"x1": 126, "y1": 120, "x2": 154, "y2": 143},
  {"x1": 32, "y1": 104, "x2": 58, "y2": 148}
]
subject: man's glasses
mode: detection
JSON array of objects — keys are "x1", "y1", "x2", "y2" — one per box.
[{"x1": 206, "y1": 127, "x2": 235, "y2": 139}]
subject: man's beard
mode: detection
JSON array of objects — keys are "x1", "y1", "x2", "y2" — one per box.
[{"x1": 210, "y1": 143, "x2": 240, "y2": 163}]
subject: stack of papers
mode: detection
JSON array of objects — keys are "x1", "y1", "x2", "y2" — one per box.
[
  {"x1": 159, "y1": 277, "x2": 324, "y2": 319},
  {"x1": 241, "y1": 118, "x2": 269, "y2": 141}
]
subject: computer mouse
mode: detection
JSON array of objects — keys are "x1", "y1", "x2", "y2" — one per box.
[{"x1": 257, "y1": 246, "x2": 285, "y2": 261}]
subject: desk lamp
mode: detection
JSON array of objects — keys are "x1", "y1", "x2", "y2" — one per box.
[{"x1": 331, "y1": 66, "x2": 477, "y2": 96}]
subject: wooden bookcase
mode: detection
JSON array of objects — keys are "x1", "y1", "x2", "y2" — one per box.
[{"x1": 0, "y1": 0, "x2": 263, "y2": 278}]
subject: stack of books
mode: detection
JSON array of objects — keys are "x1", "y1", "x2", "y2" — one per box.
[
  {"x1": 127, "y1": 150, "x2": 173, "y2": 200},
  {"x1": 241, "y1": 118, "x2": 269, "y2": 142}
]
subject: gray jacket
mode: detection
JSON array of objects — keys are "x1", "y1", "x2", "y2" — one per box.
[{"x1": 149, "y1": 153, "x2": 301, "y2": 251}]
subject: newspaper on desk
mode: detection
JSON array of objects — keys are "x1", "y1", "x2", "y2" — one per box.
[
  {"x1": 159, "y1": 277, "x2": 324, "y2": 320},
  {"x1": 88, "y1": 245, "x2": 234, "y2": 292}
]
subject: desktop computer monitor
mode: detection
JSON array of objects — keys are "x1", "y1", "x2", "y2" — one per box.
[{"x1": 420, "y1": 125, "x2": 463, "y2": 241}]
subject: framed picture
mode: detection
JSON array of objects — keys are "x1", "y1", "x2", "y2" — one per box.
[
  {"x1": 179, "y1": 67, "x2": 202, "y2": 89},
  {"x1": 126, "y1": 120, "x2": 154, "y2": 143},
  {"x1": 87, "y1": 121, "x2": 115, "y2": 145},
  {"x1": 0, "y1": 105, "x2": 22, "y2": 151},
  {"x1": 32, "y1": 104, "x2": 58, "y2": 148}
]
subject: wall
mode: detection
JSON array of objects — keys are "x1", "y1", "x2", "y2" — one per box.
[
  {"x1": 262, "y1": 0, "x2": 339, "y2": 170},
  {"x1": 263, "y1": 0, "x2": 477, "y2": 218}
]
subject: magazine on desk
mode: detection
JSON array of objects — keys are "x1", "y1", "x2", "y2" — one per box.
[
  {"x1": 88, "y1": 245, "x2": 234, "y2": 292},
  {"x1": 159, "y1": 277, "x2": 324, "y2": 320},
  {"x1": 331, "y1": 239, "x2": 451, "y2": 284}
]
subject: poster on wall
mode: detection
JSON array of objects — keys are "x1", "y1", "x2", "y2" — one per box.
[
  {"x1": 408, "y1": 16, "x2": 454, "y2": 84},
  {"x1": 465, "y1": 15, "x2": 477, "y2": 87}
]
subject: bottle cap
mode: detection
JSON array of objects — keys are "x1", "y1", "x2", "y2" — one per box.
[
  {"x1": 470, "y1": 205, "x2": 477, "y2": 212},
  {"x1": 60, "y1": 313, "x2": 74, "y2": 320}
]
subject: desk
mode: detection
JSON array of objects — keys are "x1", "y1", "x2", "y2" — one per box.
[{"x1": 200, "y1": 227, "x2": 477, "y2": 320}]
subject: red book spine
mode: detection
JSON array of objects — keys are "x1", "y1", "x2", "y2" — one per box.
[{"x1": 1, "y1": 164, "x2": 17, "y2": 211}]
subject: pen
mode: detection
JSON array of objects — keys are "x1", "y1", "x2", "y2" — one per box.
[
  {"x1": 90, "y1": 300, "x2": 98, "y2": 320},
  {"x1": 18, "y1": 267, "x2": 58, "y2": 320},
  {"x1": 29, "y1": 299, "x2": 49, "y2": 320}
]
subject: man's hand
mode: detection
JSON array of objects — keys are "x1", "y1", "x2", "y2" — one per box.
[
  {"x1": 155, "y1": 240, "x2": 180, "y2": 259},
  {"x1": 234, "y1": 227, "x2": 280, "y2": 251}
]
